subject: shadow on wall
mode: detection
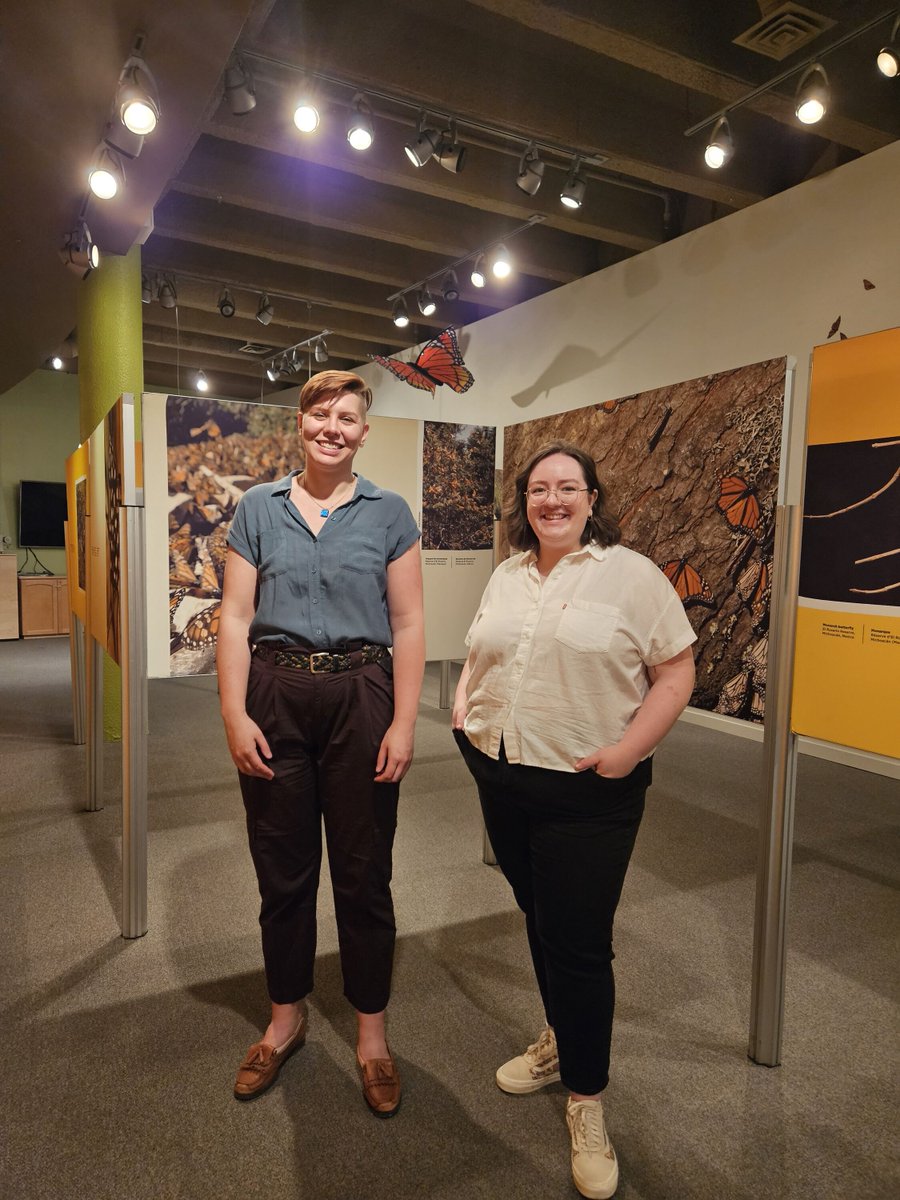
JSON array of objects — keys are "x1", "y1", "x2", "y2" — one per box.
[{"x1": 510, "y1": 315, "x2": 663, "y2": 409}]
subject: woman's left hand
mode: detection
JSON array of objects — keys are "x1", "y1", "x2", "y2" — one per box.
[
  {"x1": 574, "y1": 743, "x2": 640, "y2": 779},
  {"x1": 375, "y1": 721, "x2": 415, "y2": 783}
]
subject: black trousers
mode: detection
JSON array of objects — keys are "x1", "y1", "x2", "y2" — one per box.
[
  {"x1": 239, "y1": 653, "x2": 399, "y2": 1012},
  {"x1": 455, "y1": 730, "x2": 649, "y2": 1095}
]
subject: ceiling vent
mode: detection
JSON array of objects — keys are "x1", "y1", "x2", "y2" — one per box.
[
  {"x1": 733, "y1": 3, "x2": 835, "y2": 60},
  {"x1": 238, "y1": 341, "x2": 277, "y2": 356}
]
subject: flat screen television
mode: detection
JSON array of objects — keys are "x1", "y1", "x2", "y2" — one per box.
[{"x1": 18, "y1": 480, "x2": 67, "y2": 548}]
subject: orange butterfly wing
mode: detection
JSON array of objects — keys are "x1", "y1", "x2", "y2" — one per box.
[
  {"x1": 661, "y1": 558, "x2": 714, "y2": 607},
  {"x1": 372, "y1": 356, "x2": 436, "y2": 393},
  {"x1": 717, "y1": 475, "x2": 760, "y2": 536}
]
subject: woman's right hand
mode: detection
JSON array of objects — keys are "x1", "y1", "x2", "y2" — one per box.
[
  {"x1": 223, "y1": 711, "x2": 274, "y2": 779},
  {"x1": 451, "y1": 700, "x2": 466, "y2": 730}
]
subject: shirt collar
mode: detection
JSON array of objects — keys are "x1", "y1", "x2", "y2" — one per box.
[
  {"x1": 524, "y1": 541, "x2": 611, "y2": 569},
  {"x1": 270, "y1": 470, "x2": 383, "y2": 499}
]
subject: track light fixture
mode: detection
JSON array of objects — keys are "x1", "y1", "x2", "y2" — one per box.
[
  {"x1": 158, "y1": 276, "x2": 177, "y2": 309},
  {"x1": 141, "y1": 274, "x2": 152, "y2": 303},
  {"x1": 315, "y1": 339, "x2": 328, "y2": 363},
  {"x1": 224, "y1": 54, "x2": 256, "y2": 115},
  {"x1": 256, "y1": 293, "x2": 274, "y2": 325},
  {"x1": 266, "y1": 363, "x2": 280, "y2": 383},
  {"x1": 262, "y1": 330, "x2": 333, "y2": 384},
  {"x1": 516, "y1": 142, "x2": 545, "y2": 196},
  {"x1": 392, "y1": 298, "x2": 410, "y2": 328},
  {"x1": 441, "y1": 271, "x2": 460, "y2": 302},
  {"x1": 434, "y1": 121, "x2": 466, "y2": 173},
  {"x1": 405, "y1": 111, "x2": 441, "y2": 167},
  {"x1": 88, "y1": 144, "x2": 125, "y2": 199},
  {"x1": 50, "y1": 356, "x2": 64, "y2": 370},
  {"x1": 59, "y1": 220, "x2": 100, "y2": 278},
  {"x1": 218, "y1": 287, "x2": 236, "y2": 318},
  {"x1": 560, "y1": 156, "x2": 586, "y2": 209},
  {"x1": 117, "y1": 47, "x2": 160, "y2": 136},
  {"x1": 347, "y1": 93, "x2": 374, "y2": 150},
  {"x1": 418, "y1": 289, "x2": 437, "y2": 317},
  {"x1": 877, "y1": 17, "x2": 900, "y2": 77},
  {"x1": 704, "y1": 117, "x2": 734, "y2": 169},
  {"x1": 470, "y1": 256, "x2": 486, "y2": 288},
  {"x1": 196, "y1": 370, "x2": 209, "y2": 393},
  {"x1": 795, "y1": 63, "x2": 829, "y2": 124},
  {"x1": 293, "y1": 95, "x2": 320, "y2": 133},
  {"x1": 491, "y1": 245, "x2": 512, "y2": 279}
]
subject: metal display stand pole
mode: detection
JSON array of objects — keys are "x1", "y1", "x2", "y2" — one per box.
[
  {"x1": 69, "y1": 614, "x2": 86, "y2": 745},
  {"x1": 85, "y1": 633, "x2": 104, "y2": 812},
  {"x1": 120, "y1": 504, "x2": 148, "y2": 938},
  {"x1": 439, "y1": 659, "x2": 451, "y2": 709},
  {"x1": 748, "y1": 359, "x2": 803, "y2": 1066}
]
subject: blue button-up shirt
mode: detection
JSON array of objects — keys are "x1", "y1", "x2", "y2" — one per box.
[{"x1": 227, "y1": 471, "x2": 420, "y2": 648}]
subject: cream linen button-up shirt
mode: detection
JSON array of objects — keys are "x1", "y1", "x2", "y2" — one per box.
[{"x1": 462, "y1": 542, "x2": 697, "y2": 772}]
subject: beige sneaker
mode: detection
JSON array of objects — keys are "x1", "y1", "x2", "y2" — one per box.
[
  {"x1": 566, "y1": 1096, "x2": 619, "y2": 1199},
  {"x1": 495, "y1": 1026, "x2": 561, "y2": 1094}
]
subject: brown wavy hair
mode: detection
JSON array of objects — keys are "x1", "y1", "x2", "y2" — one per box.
[
  {"x1": 298, "y1": 369, "x2": 373, "y2": 413},
  {"x1": 506, "y1": 440, "x2": 622, "y2": 553}
]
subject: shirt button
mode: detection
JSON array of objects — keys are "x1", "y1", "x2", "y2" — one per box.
[
  {"x1": 313, "y1": 599, "x2": 318, "y2": 604},
  {"x1": 312, "y1": 567, "x2": 317, "y2": 574},
  {"x1": 316, "y1": 629, "x2": 323, "y2": 636}
]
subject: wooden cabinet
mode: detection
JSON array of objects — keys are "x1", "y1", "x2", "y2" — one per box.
[
  {"x1": 18, "y1": 575, "x2": 69, "y2": 637},
  {"x1": 0, "y1": 556, "x2": 18, "y2": 639}
]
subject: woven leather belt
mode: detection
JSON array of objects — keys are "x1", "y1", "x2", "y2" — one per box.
[{"x1": 255, "y1": 643, "x2": 389, "y2": 673}]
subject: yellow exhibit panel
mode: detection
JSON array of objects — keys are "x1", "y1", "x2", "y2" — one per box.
[{"x1": 792, "y1": 326, "x2": 900, "y2": 759}]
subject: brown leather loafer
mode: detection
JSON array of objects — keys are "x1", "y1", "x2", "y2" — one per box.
[
  {"x1": 357, "y1": 1046, "x2": 401, "y2": 1118},
  {"x1": 234, "y1": 1004, "x2": 308, "y2": 1102}
]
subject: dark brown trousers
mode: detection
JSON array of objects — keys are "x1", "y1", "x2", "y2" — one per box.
[{"x1": 239, "y1": 653, "x2": 399, "y2": 1011}]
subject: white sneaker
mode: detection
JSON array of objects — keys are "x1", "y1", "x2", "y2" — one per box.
[
  {"x1": 495, "y1": 1026, "x2": 561, "y2": 1094},
  {"x1": 566, "y1": 1096, "x2": 618, "y2": 1199}
]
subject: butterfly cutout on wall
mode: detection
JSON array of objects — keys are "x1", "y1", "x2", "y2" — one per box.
[{"x1": 371, "y1": 327, "x2": 474, "y2": 394}]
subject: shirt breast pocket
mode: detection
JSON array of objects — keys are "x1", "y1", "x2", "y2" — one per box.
[
  {"x1": 340, "y1": 539, "x2": 384, "y2": 574},
  {"x1": 554, "y1": 599, "x2": 620, "y2": 653},
  {"x1": 257, "y1": 530, "x2": 287, "y2": 579}
]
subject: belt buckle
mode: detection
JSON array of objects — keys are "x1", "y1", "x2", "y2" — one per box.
[{"x1": 309, "y1": 651, "x2": 332, "y2": 673}]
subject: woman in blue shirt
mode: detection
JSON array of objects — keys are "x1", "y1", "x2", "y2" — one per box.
[{"x1": 217, "y1": 370, "x2": 424, "y2": 1117}]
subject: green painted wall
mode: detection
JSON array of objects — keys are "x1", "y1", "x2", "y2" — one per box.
[
  {"x1": 0, "y1": 369, "x2": 80, "y2": 575},
  {"x1": 78, "y1": 244, "x2": 144, "y2": 738}
]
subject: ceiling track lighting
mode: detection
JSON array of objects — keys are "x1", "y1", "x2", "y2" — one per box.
[
  {"x1": 224, "y1": 54, "x2": 256, "y2": 115},
  {"x1": 262, "y1": 330, "x2": 333, "y2": 383},
  {"x1": 704, "y1": 116, "x2": 734, "y2": 169},
  {"x1": 418, "y1": 288, "x2": 437, "y2": 317},
  {"x1": 117, "y1": 42, "x2": 160, "y2": 137},
  {"x1": 141, "y1": 274, "x2": 153, "y2": 303},
  {"x1": 470, "y1": 255, "x2": 487, "y2": 288},
  {"x1": 256, "y1": 292, "x2": 274, "y2": 325},
  {"x1": 405, "y1": 110, "x2": 441, "y2": 167},
  {"x1": 877, "y1": 16, "x2": 900, "y2": 76},
  {"x1": 392, "y1": 297, "x2": 410, "y2": 328},
  {"x1": 158, "y1": 276, "x2": 177, "y2": 309},
  {"x1": 218, "y1": 287, "x2": 236, "y2": 318},
  {"x1": 441, "y1": 271, "x2": 460, "y2": 302},
  {"x1": 88, "y1": 144, "x2": 125, "y2": 200},
  {"x1": 347, "y1": 93, "x2": 374, "y2": 150},
  {"x1": 314, "y1": 339, "x2": 328, "y2": 363},
  {"x1": 560, "y1": 156, "x2": 586, "y2": 210},
  {"x1": 59, "y1": 220, "x2": 100, "y2": 278},
  {"x1": 490, "y1": 245, "x2": 512, "y2": 279},
  {"x1": 795, "y1": 63, "x2": 829, "y2": 125},
  {"x1": 49, "y1": 356, "x2": 64, "y2": 371},
  {"x1": 196, "y1": 370, "x2": 209, "y2": 393},
  {"x1": 516, "y1": 141, "x2": 545, "y2": 195},
  {"x1": 293, "y1": 92, "x2": 321, "y2": 133},
  {"x1": 434, "y1": 119, "x2": 466, "y2": 174}
]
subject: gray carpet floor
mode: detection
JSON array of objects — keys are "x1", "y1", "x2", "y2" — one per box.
[{"x1": 1, "y1": 637, "x2": 897, "y2": 1200}]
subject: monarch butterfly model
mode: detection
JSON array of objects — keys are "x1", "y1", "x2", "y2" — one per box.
[
  {"x1": 371, "y1": 327, "x2": 474, "y2": 394},
  {"x1": 660, "y1": 558, "x2": 715, "y2": 607},
  {"x1": 716, "y1": 474, "x2": 761, "y2": 537}
]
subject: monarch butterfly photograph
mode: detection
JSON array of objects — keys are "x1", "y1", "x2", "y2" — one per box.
[
  {"x1": 660, "y1": 558, "x2": 715, "y2": 607},
  {"x1": 716, "y1": 474, "x2": 761, "y2": 537},
  {"x1": 371, "y1": 327, "x2": 474, "y2": 394}
]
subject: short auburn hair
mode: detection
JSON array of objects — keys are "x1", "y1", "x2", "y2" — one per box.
[{"x1": 298, "y1": 370, "x2": 373, "y2": 413}]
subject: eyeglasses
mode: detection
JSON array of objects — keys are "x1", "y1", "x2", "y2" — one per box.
[{"x1": 524, "y1": 485, "x2": 589, "y2": 504}]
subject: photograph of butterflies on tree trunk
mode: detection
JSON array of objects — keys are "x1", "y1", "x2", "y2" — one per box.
[
  {"x1": 165, "y1": 396, "x2": 297, "y2": 676},
  {"x1": 502, "y1": 357, "x2": 786, "y2": 720}
]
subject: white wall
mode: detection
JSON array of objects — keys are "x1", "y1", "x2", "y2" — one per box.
[{"x1": 357, "y1": 139, "x2": 900, "y2": 503}]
